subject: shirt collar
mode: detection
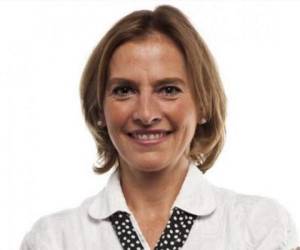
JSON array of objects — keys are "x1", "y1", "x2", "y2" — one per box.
[
  {"x1": 171, "y1": 162, "x2": 217, "y2": 216},
  {"x1": 88, "y1": 162, "x2": 217, "y2": 220}
]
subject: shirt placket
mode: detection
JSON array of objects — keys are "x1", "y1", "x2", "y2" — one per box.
[
  {"x1": 110, "y1": 207, "x2": 197, "y2": 250},
  {"x1": 129, "y1": 214, "x2": 152, "y2": 250}
]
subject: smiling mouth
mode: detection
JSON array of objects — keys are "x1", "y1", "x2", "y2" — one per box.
[{"x1": 127, "y1": 131, "x2": 172, "y2": 141}]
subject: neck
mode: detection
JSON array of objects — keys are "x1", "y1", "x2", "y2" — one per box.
[{"x1": 119, "y1": 158, "x2": 190, "y2": 218}]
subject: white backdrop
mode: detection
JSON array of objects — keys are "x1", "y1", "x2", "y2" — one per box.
[{"x1": 1, "y1": 1, "x2": 300, "y2": 249}]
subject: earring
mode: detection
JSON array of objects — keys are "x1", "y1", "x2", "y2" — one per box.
[
  {"x1": 97, "y1": 120, "x2": 104, "y2": 127},
  {"x1": 199, "y1": 118, "x2": 207, "y2": 125}
]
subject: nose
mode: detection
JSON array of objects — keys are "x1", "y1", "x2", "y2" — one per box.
[{"x1": 132, "y1": 93, "x2": 161, "y2": 126}]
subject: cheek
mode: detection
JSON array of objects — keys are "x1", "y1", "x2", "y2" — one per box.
[
  {"x1": 163, "y1": 99, "x2": 198, "y2": 126},
  {"x1": 103, "y1": 101, "x2": 131, "y2": 131}
]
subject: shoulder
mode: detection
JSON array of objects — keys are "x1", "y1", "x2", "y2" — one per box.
[
  {"x1": 213, "y1": 186, "x2": 299, "y2": 248},
  {"x1": 20, "y1": 194, "x2": 98, "y2": 250}
]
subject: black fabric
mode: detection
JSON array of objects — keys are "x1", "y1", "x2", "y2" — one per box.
[
  {"x1": 109, "y1": 207, "x2": 197, "y2": 250},
  {"x1": 110, "y1": 211, "x2": 144, "y2": 250}
]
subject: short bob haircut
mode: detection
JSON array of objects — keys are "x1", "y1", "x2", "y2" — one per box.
[{"x1": 80, "y1": 5, "x2": 226, "y2": 174}]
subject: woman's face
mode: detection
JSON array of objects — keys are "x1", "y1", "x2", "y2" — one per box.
[{"x1": 103, "y1": 32, "x2": 199, "y2": 173}]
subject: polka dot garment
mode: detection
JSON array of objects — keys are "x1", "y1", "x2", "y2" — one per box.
[
  {"x1": 110, "y1": 211, "x2": 144, "y2": 250},
  {"x1": 154, "y1": 207, "x2": 197, "y2": 249},
  {"x1": 109, "y1": 207, "x2": 197, "y2": 250}
]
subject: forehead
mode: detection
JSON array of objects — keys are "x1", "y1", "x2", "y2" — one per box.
[{"x1": 108, "y1": 32, "x2": 188, "y2": 82}]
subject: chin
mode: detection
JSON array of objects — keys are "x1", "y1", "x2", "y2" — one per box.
[
  {"x1": 131, "y1": 159, "x2": 169, "y2": 173},
  {"x1": 137, "y1": 166, "x2": 165, "y2": 173},
  {"x1": 119, "y1": 152, "x2": 174, "y2": 173}
]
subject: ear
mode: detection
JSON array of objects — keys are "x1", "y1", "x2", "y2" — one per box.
[
  {"x1": 97, "y1": 112, "x2": 107, "y2": 127},
  {"x1": 196, "y1": 107, "x2": 206, "y2": 125}
]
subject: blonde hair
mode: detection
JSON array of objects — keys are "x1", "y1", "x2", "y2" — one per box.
[{"x1": 80, "y1": 5, "x2": 226, "y2": 174}]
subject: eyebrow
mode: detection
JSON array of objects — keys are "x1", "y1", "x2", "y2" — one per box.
[{"x1": 107, "y1": 77, "x2": 186, "y2": 88}]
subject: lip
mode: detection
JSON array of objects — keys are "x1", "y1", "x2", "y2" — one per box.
[{"x1": 127, "y1": 129, "x2": 172, "y2": 146}]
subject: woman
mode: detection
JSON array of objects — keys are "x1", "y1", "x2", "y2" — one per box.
[{"x1": 21, "y1": 5, "x2": 298, "y2": 250}]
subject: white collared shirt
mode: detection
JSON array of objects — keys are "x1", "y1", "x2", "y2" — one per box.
[{"x1": 21, "y1": 163, "x2": 299, "y2": 250}]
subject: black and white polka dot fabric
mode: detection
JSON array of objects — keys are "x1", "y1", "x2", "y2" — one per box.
[
  {"x1": 109, "y1": 207, "x2": 197, "y2": 250},
  {"x1": 110, "y1": 211, "x2": 144, "y2": 250},
  {"x1": 154, "y1": 207, "x2": 197, "y2": 249}
]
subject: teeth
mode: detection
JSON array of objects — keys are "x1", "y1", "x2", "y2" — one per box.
[{"x1": 132, "y1": 132, "x2": 167, "y2": 140}]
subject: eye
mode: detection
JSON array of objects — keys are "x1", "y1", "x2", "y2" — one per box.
[
  {"x1": 112, "y1": 85, "x2": 135, "y2": 97},
  {"x1": 159, "y1": 86, "x2": 182, "y2": 96}
]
